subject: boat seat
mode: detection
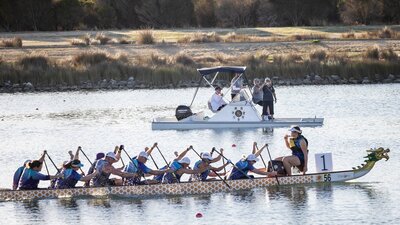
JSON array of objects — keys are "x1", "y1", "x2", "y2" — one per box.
[{"x1": 207, "y1": 100, "x2": 218, "y2": 113}]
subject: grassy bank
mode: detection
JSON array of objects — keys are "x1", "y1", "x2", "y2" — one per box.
[{"x1": 0, "y1": 48, "x2": 399, "y2": 92}]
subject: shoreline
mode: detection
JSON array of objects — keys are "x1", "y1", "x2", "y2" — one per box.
[{"x1": 1, "y1": 74, "x2": 399, "y2": 94}]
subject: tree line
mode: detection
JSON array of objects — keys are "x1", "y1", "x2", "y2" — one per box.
[{"x1": 0, "y1": 0, "x2": 399, "y2": 31}]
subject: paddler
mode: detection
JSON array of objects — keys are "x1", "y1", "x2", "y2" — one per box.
[
  {"x1": 192, "y1": 150, "x2": 231, "y2": 181},
  {"x1": 154, "y1": 147, "x2": 207, "y2": 183},
  {"x1": 275, "y1": 125, "x2": 308, "y2": 175},
  {"x1": 18, "y1": 160, "x2": 63, "y2": 190},
  {"x1": 124, "y1": 149, "x2": 173, "y2": 185},
  {"x1": 228, "y1": 153, "x2": 277, "y2": 180},
  {"x1": 91, "y1": 151, "x2": 137, "y2": 186},
  {"x1": 13, "y1": 150, "x2": 46, "y2": 190}
]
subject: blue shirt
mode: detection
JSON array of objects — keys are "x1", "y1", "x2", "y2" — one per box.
[
  {"x1": 163, "y1": 161, "x2": 182, "y2": 183},
  {"x1": 193, "y1": 160, "x2": 210, "y2": 181},
  {"x1": 19, "y1": 168, "x2": 50, "y2": 190},
  {"x1": 56, "y1": 169, "x2": 82, "y2": 189},
  {"x1": 228, "y1": 160, "x2": 255, "y2": 180},
  {"x1": 124, "y1": 158, "x2": 152, "y2": 185},
  {"x1": 13, "y1": 166, "x2": 25, "y2": 189}
]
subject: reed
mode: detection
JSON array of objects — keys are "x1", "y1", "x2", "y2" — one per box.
[
  {"x1": 136, "y1": 30, "x2": 155, "y2": 44},
  {"x1": 1, "y1": 50, "x2": 399, "y2": 91},
  {"x1": 0, "y1": 37, "x2": 23, "y2": 48}
]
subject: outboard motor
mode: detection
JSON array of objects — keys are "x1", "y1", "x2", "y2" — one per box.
[{"x1": 175, "y1": 105, "x2": 193, "y2": 121}]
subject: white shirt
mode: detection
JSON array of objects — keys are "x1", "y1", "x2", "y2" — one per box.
[{"x1": 210, "y1": 93, "x2": 227, "y2": 111}]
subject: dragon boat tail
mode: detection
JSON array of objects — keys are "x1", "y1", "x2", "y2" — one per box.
[{"x1": 0, "y1": 148, "x2": 389, "y2": 201}]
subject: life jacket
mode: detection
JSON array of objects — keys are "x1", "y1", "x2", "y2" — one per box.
[
  {"x1": 193, "y1": 160, "x2": 210, "y2": 181},
  {"x1": 55, "y1": 169, "x2": 81, "y2": 189},
  {"x1": 92, "y1": 160, "x2": 111, "y2": 186},
  {"x1": 289, "y1": 135, "x2": 308, "y2": 169},
  {"x1": 162, "y1": 161, "x2": 182, "y2": 183},
  {"x1": 18, "y1": 168, "x2": 50, "y2": 190}
]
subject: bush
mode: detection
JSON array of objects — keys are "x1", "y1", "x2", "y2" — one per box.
[
  {"x1": 175, "y1": 53, "x2": 195, "y2": 66},
  {"x1": 224, "y1": 32, "x2": 251, "y2": 42},
  {"x1": 310, "y1": 50, "x2": 327, "y2": 61},
  {"x1": 137, "y1": 30, "x2": 155, "y2": 44},
  {"x1": 381, "y1": 48, "x2": 398, "y2": 61},
  {"x1": 118, "y1": 38, "x2": 131, "y2": 44},
  {"x1": 177, "y1": 32, "x2": 222, "y2": 43},
  {"x1": 0, "y1": 37, "x2": 23, "y2": 48},
  {"x1": 72, "y1": 52, "x2": 111, "y2": 66},
  {"x1": 364, "y1": 46, "x2": 380, "y2": 60},
  {"x1": 95, "y1": 33, "x2": 111, "y2": 45},
  {"x1": 19, "y1": 54, "x2": 50, "y2": 69},
  {"x1": 341, "y1": 32, "x2": 356, "y2": 39}
]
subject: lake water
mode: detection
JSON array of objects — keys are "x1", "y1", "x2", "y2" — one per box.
[{"x1": 0, "y1": 84, "x2": 399, "y2": 224}]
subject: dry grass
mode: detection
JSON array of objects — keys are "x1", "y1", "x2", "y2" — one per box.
[
  {"x1": 118, "y1": 38, "x2": 131, "y2": 44},
  {"x1": 380, "y1": 48, "x2": 398, "y2": 61},
  {"x1": 95, "y1": 33, "x2": 111, "y2": 45},
  {"x1": 342, "y1": 27, "x2": 400, "y2": 40},
  {"x1": 72, "y1": 51, "x2": 111, "y2": 66},
  {"x1": 0, "y1": 37, "x2": 23, "y2": 48},
  {"x1": 177, "y1": 32, "x2": 222, "y2": 43},
  {"x1": 309, "y1": 50, "x2": 327, "y2": 61},
  {"x1": 136, "y1": 30, "x2": 155, "y2": 45},
  {"x1": 364, "y1": 46, "x2": 380, "y2": 60},
  {"x1": 289, "y1": 33, "x2": 328, "y2": 41},
  {"x1": 18, "y1": 53, "x2": 50, "y2": 69},
  {"x1": 174, "y1": 53, "x2": 195, "y2": 66}
]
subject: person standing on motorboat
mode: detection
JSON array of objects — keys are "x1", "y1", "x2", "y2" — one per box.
[
  {"x1": 262, "y1": 77, "x2": 277, "y2": 120},
  {"x1": 275, "y1": 125, "x2": 308, "y2": 175},
  {"x1": 210, "y1": 86, "x2": 227, "y2": 112},
  {"x1": 231, "y1": 73, "x2": 243, "y2": 100},
  {"x1": 251, "y1": 78, "x2": 263, "y2": 106}
]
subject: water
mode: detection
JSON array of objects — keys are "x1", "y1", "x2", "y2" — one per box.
[{"x1": 0, "y1": 84, "x2": 399, "y2": 224}]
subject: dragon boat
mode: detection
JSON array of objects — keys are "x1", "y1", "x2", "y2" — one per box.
[
  {"x1": 152, "y1": 66, "x2": 324, "y2": 130},
  {"x1": 0, "y1": 148, "x2": 389, "y2": 202}
]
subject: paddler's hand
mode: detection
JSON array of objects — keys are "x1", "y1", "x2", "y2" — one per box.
[
  {"x1": 253, "y1": 142, "x2": 257, "y2": 146},
  {"x1": 68, "y1": 150, "x2": 73, "y2": 155},
  {"x1": 268, "y1": 171, "x2": 278, "y2": 177},
  {"x1": 226, "y1": 159, "x2": 232, "y2": 164},
  {"x1": 153, "y1": 142, "x2": 158, "y2": 147},
  {"x1": 43, "y1": 150, "x2": 47, "y2": 154},
  {"x1": 284, "y1": 134, "x2": 289, "y2": 140},
  {"x1": 220, "y1": 148, "x2": 224, "y2": 154}
]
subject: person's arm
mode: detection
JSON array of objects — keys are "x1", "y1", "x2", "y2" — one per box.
[
  {"x1": 68, "y1": 151, "x2": 74, "y2": 160},
  {"x1": 177, "y1": 166, "x2": 207, "y2": 175},
  {"x1": 210, "y1": 160, "x2": 231, "y2": 172},
  {"x1": 254, "y1": 144, "x2": 267, "y2": 157},
  {"x1": 149, "y1": 168, "x2": 173, "y2": 176},
  {"x1": 73, "y1": 146, "x2": 81, "y2": 160},
  {"x1": 114, "y1": 146, "x2": 121, "y2": 161},
  {"x1": 146, "y1": 143, "x2": 158, "y2": 155},
  {"x1": 251, "y1": 168, "x2": 277, "y2": 177},
  {"x1": 210, "y1": 148, "x2": 223, "y2": 163},
  {"x1": 80, "y1": 171, "x2": 98, "y2": 182},
  {"x1": 252, "y1": 142, "x2": 257, "y2": 154},
  {"x1": 38, "y1": 150, "x2": 46, "y2": 163},
  {"x1": 175, "y1": 147, "x2": 190, "y2": 161},
  {"x1": 300, "y1": 140, "x2": 308, "y2": 174},
  {"x1": 284, "y1": 135, "x2": 291, "y2": 149},
  {"x1": 272, "y1": 87, "x2": 277, "y2": 103},
  {"x1": 107, "y1": 166, "x2": 137, "y2": 178}
]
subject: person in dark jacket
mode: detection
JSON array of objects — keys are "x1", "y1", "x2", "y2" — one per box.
[{"x1": 262, "y1": 77, "x2": 277, "y2": 120}]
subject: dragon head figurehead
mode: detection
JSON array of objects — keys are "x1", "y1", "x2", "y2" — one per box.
[{"x1": 365, "y1": 147, "x2": 390, "y2": 162}]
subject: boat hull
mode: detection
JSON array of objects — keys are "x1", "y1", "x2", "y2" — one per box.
[
  {"x1": 152, "y1": 118, "x2": 324, "y2": 130},
  {"x1": 0, "y1": 169, "x2": 362, "y2": 201}
]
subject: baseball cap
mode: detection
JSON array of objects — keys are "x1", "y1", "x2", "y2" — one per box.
[
  {"x1": 246, "y1": 154, "x2": 259, "y2": 162},
  {"x1": 178, "y1": 157, "x2": 191, "y2": 165},
  {"x1": 96, "y1": 153, "x2": 105, "y2": 160},
  {"x1": 71, "y1": 160, "x2": 84, "y2": 168},
  {"x1": 289, "y1": 125, "x2": 302, "y2": 134},
  {"x1": 201, "y1": 152, "x2": 213, "y2": 160},
  {"x1": 138, "y1": 151, "x2": 149, "y2": 159},
  {"x1": 106, "y1": 152, "x2": 117, "y2": 160}
]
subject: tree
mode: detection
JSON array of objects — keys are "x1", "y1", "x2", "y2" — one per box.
[
  {"x1": 193, "y1": 0, "x2": 217, "y2": 27},
  {"x1": 339, "y1": 0, "x2": 384, "y2": 25},
  {"x1": 54, "y1": 0, "x2": 83, "y2": 30},
  {"x1": 214, "y1": 0, "x2": 259, "y2": 27}
]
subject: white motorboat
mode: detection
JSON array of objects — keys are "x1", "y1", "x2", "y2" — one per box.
[{"x1": 152, "y1": 66, "x2": 324, "y2": 130}]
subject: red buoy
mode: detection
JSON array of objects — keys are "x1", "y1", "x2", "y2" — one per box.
[{"x1": 196, "y1": 212, "x2": 203, "y2": 218}]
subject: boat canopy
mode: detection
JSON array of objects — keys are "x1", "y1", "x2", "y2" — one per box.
[{"x1": 197, "y1": 66, "x2": 246, "y2": 76}]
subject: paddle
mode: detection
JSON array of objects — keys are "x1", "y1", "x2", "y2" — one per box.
[
  {"x1": 43, "y1": 159, "x2": 50, "y2": 176},
  {"x1": 115, "y1": 146, "x2": 125, "y2": 167},
  {"x1": 265, "y1": 144, "x2": 280, "y2": 186},
  {"x1": 211, "y1": 147, "x2": 226, "y2": 175},
  {"x1": 155, "y1": 145, "x2": 179, "y2": 182},
  {"x1": 190, "y1": 146, "x2": 231, "y2": 188},
  {"x1": 78, "y1": 147, "x2": 93, "y2": 166},
  {"x1": 255, "y1": 144, "x2": 268, "y2": 169},
  {"x1": 120, "y1": 146, "x2": 149, "y2": 185},
  {"x1": 213, "y1": 148, "x2": 254, "y2": 181},
  {"x1": 45, "y1": 152, "x2": 61, "y2": 173},
  {"x1": 147, "y1": 145, "x2": 159, "y2": 169}
]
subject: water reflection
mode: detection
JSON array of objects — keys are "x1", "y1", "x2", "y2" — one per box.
[
  {"x1": 230, "y1": 190, "x2": 256, "y2": 203},
  {"x1": 57, "y1": 198, "x2": 79, "y2": 209},
  {"x1": 87, "y1": 198, "x2": 111, "y2": 208},
  {"x1": 267, "y1": 185, "x2": 308, "y2": 209}
]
